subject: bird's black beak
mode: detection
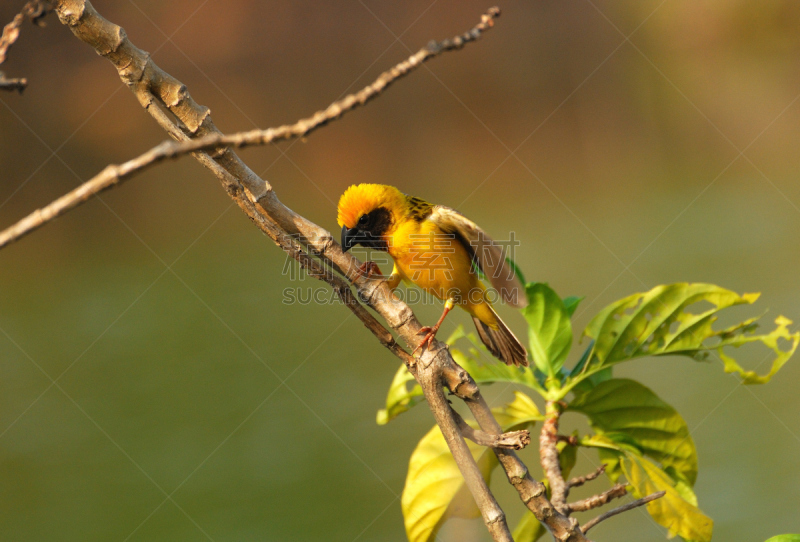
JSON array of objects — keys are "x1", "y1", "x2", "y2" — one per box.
[{"x1": 341, "y1": 225, "x2": 360, "y2": 252}]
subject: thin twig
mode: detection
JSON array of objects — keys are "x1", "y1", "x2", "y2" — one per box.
[
  {"x1": 420, "y1": 366, "x2": 512, "y2": 542},
  {"x1": 0, "y1": 72, "x2": 26, "y2": 92},
  {"x1": 568, "y1": 483, "x2": 627, "y2": 513},
  {"x1": 0, "y1": 5, "x2": 500, "y2": 249},
  {"x1": 567, "y1": 464, "x2": 606, "y2": 489},
  {"x1": 581, "y1": 491, "x2": 667, "y2": 534}
]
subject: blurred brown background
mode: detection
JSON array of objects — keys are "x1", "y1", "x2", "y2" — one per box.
[{"x1": 0, "y1": 1, "x2": 799, "y2": 541}]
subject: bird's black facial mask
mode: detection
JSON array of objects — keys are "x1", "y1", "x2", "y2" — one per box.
[{"x1": 341, "y1": 207, "x2": 392, "y2": 252}]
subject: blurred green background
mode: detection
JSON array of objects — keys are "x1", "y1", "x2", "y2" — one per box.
[{"x1": 1, "y1": 0, "x2": 799, "y2": 540}]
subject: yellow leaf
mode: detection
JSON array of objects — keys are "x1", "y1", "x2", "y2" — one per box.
[
  {"x1": 401, "y1": 424, "x2": 495, "y2": 542},
  {"x1": 623, "y1": 456, "x2": 713, "y2": 542},
  {"x1": 401, "y1": 392, "x2": 542, "y2": 542}
]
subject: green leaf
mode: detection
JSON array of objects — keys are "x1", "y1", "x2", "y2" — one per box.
[
  {"x1": 448, "y1": 325, "x2": 546, "y2": 395},
  {"x1": 452, "y1": 347, "x2": 544, "y2": 394},
  {"x1": 522, "y1": 283, "x2": 573, "y2": 377},
  {"x1": 557, "y1": 434, "x2": 578, "y2": 480},
  {"x1": 765, "y1": 536, "x2": 800, "y2": 542},
  {"x1": 512, "y1": 511, "x2": 547, "y2": 542},
  {"x1": 376, "y1": 362, "x2": 423, "y2": 425},
  {"x1": 563, "y1": 295, "x2": 584, "y2": 317},
  {"x1": 582, "y1": 283, "x2": 798, "y2": 384},
  {"x1": 492, "y1": 391, "x2": 544, "y2": 427},
  {"x1": 401, "y1": 392, "x2": 542, "y2": 542},
  {"x1": 569, "y1": 379, "x2": 697, "y2": 484},
  {"x1": 582, "y1": 436, "x2": 711, "y2": 541},
  {"x1": 569, "y1": 341, "x2": 594, "y2": 376},
  {"x1": 623, "y1": 455, "x2": 713, "y2": 542}
]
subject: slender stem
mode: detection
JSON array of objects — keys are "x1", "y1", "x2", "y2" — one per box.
[
  {"x1": 0, "y1": 0, "x2": 52, "y2": 93},
  {"x1": 567, "y1": 464, "x2": 606, "y2": 489},
  {"x1": 568, "y1": 484, "x2": 627, "y2": 513},
  {"x1": 581, "y1": 491, "x2": 667, "y2": 534}
]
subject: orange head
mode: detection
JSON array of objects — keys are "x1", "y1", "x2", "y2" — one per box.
[{"x1": 337, "y1": 183, "x2": 406, "y2": 251}]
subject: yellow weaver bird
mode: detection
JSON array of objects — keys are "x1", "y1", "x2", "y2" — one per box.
[{"x1": 337, "y1": 184, "x2": 528, "y2": 367}]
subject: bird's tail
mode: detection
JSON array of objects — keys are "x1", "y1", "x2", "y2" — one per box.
[{"x1": 472, "y1": 310, "x2": 528, "y2": 367}]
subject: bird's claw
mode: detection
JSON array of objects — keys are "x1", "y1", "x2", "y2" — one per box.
[
  {"x1": 352, "y1": 261, "x2": 382, "y2": 282},
  {"x1": 412, "y1": 325, "x2": 440, "y2": 357}
]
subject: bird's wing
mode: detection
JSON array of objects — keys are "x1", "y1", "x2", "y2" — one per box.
[{"x1": 429, "y1": 205, "x2": 528, "y2": 308}]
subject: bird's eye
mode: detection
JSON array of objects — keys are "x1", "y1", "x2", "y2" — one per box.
[{"x1": 358, "y1": 214, "x2": 369, "y2": 226}]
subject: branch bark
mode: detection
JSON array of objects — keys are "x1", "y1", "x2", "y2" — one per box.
[
  {"x1": 581, "y1": 491, "x2": 666, "y2": 534},
  {"x1": 541, "y1": 401, "x2": 569, "y2": 514},
  {"x1": 568, "y1": 484, "x2": 627, "y2": 513},
  {"x1": 567, "y1": 465, "x2": 606, "y2": 489},
  {"x1": 452, "y1": 407, "x2": 531, "y2": 450},
  {"x1": 2, "y1": 1, "x2": 656, "y2": 540}
]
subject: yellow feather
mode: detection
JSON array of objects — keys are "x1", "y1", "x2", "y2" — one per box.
[
  {"x1": 336, "y1": 184, "x2": 406, "y2": 229},
  {"x1": 336, "y1": 183, "x2": 528, "y2": 366}
]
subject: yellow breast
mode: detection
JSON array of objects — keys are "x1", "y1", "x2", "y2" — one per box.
[{"x1": 388, "y1": 219, "x2": 486, "y2": 307}]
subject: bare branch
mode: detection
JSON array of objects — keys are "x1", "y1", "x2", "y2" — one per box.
[
  {"x1": 567, "y1": 464, "x2": 606, "y2": 489},
  {"x1": 0, "y1": 0, "x2": 52, "y2": 92},
  {"x1": 452, "y1": 407, "x2": 531, "y2": 450},
  {"x1": 581, "y1": 491, "x2": 667, "y2": 534},
  {"x1": 540, "y1": 401, "x2": 569, "y2": 514},
  {"x1": 568, "y1": 483, "x2": 627, "y2": 513},
  {"x1": 0, "y1": 4, "x2": 500, "y2": 249},
  {"x1": 0, "y1": 72, "x2": 26, "y2": 92}
]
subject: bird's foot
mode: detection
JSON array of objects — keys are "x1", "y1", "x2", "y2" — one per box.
[
  {"x1": 352, "y1": 260, "x2": 382, "y2": 282},
  {"x1": 412, "y1": 324, "x2": 441, "y2": 357}
]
